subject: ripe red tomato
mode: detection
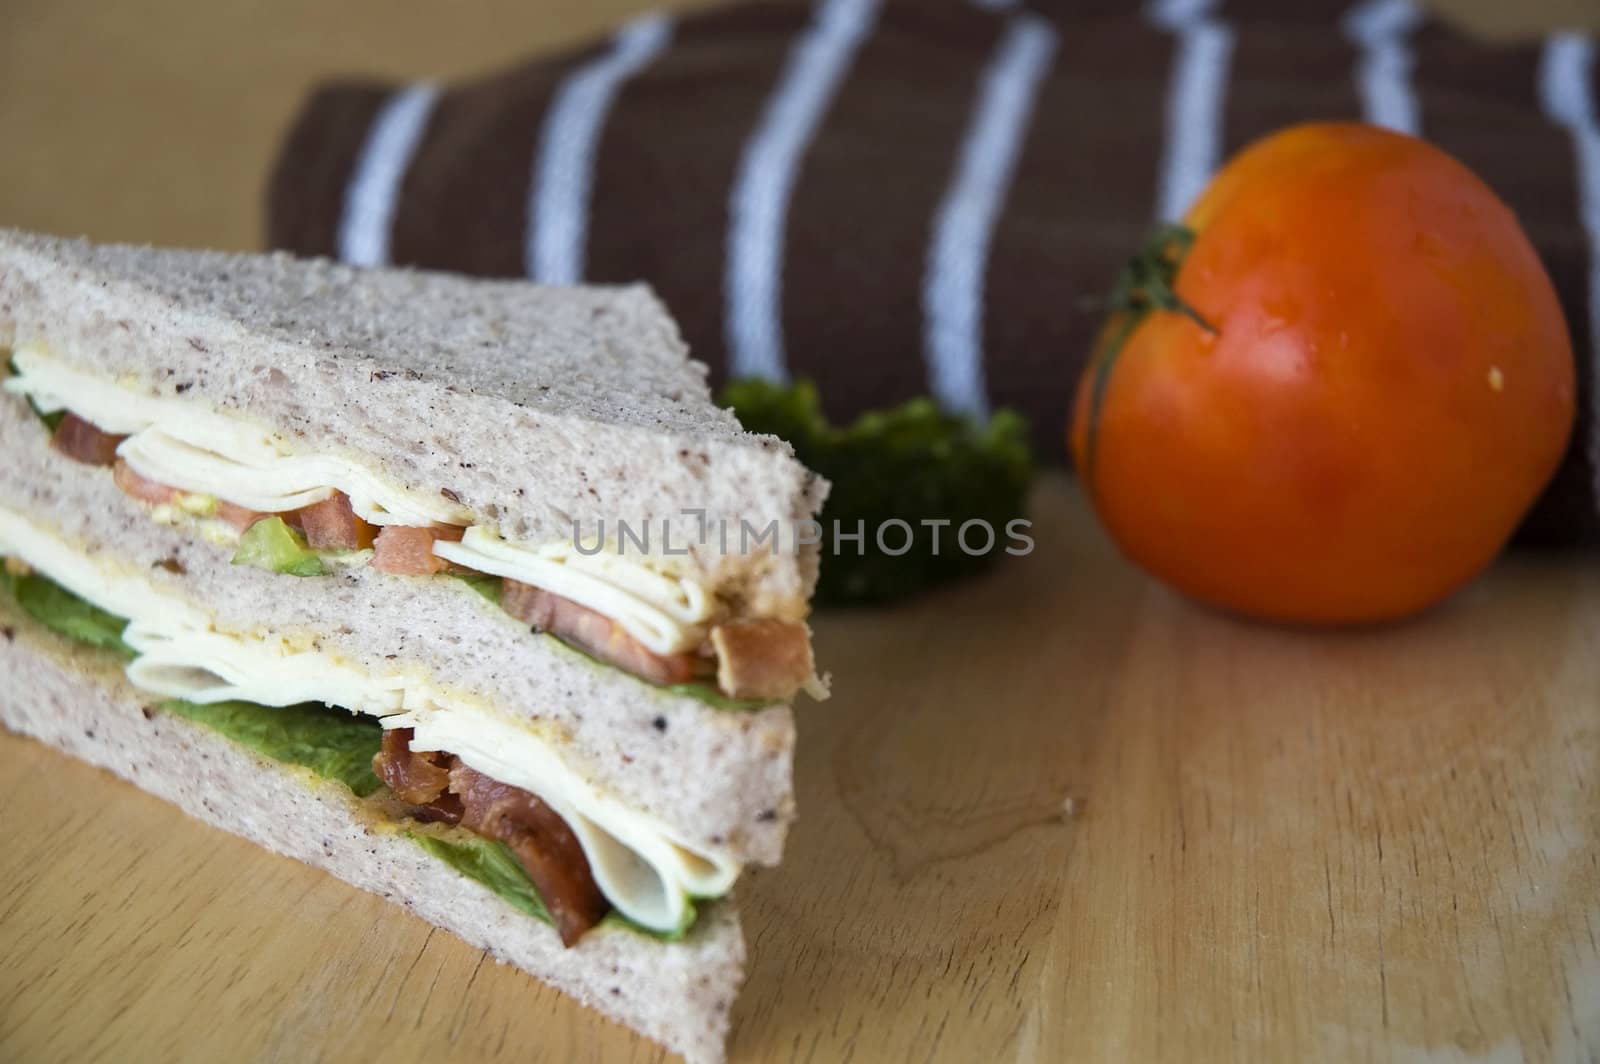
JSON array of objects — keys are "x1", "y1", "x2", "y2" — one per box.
[{"x1": 1070, "y1": 122, "x2": 1576, "y2": 624}]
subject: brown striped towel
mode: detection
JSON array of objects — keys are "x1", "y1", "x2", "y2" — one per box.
[{"x1": 266, "y1": 0, "x2": 1600, "y2": 546}]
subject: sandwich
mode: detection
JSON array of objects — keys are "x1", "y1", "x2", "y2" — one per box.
[{"x1": 0, "y1": 229, "x2": 829, "y2": 1064}]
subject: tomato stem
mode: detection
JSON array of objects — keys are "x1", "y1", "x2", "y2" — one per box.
[
  {"x1": 1108, "y1": 224, "x2": 1216, "y2": 333},
  {"x1": 1084, "y1": 224, "x2": 1215, "y2": 484}
]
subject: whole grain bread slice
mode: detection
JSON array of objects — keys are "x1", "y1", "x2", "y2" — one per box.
[
  {"x1": 0, "y1": 394, "x2": 796, "y2": 866},
  {"x1": 0, "y1": 594, "x2": 746, "y2": 1064},
  {"x1": 0, "y1": 228, "x2": 827, "y2": 616}
]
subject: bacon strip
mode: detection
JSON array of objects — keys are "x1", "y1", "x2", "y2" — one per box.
[
  {"x1": 501, "y1": 580, "x2": 697, "y2": 686},
  {"x1": 450, "y1": 761, "x2": 610, "y2": 947},
  {"x1": 112, "y1": 459, "x2": 179, "y2": 506},
  {"x1": 373, "y1": 727, "x2": 452, "y2": 805},
  {"x1": 297, "y1": 492, "x2": 376, "y2": 550},
  {"x1": 51, "y1": 413, "x2": 125, "y2": 466},
  {"x1": 113, "y1": 458, "x2": 262, "y2": 528},
  {"x1": 711, "y1": 618, "x2": 815, "y2": 700},
  {"x1": 372, "y1": 526, "x2": 442, "y2": 574},
  {"x1": 372, "y1": 524, "x2": 465, "y2": 575},
  {"x1": 372, "y1": 728, "x2": 607, "y2": 946},
  {"x1": 216, "y1": 501, "x2": 265, "y2": 530}
]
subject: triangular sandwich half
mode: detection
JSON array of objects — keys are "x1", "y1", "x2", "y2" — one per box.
[{"x1": 0, "y1": 229, "x2": 829, "y2": 1064}]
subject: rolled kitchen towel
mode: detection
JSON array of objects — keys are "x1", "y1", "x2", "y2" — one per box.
[{"x1": 267, "y1": 0, "x2": 1600, "y2": 545}]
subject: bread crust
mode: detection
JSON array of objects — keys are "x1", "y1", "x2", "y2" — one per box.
[{"x1": 0, "y1": 595, "x2": 745, "y2": 1064}]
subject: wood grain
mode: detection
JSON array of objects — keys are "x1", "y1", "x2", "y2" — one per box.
[{"x1": 3, "y1": 475, "x2": 1598, "y2": 1062}]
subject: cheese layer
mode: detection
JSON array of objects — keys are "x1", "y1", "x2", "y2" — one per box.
[
  {"x1": 0, "y1": 505, "x2": 738, "y2": 932},
  {"x1": 434, "y1": 529, "x2": 713, "y2": 654},
  {"x1": 4, "y1": 348, "x2": 715, "y2": 655}
]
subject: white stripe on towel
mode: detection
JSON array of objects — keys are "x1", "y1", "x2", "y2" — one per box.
[
  {"x1": 1344, "y1": 0, "x2": 1424, "y2": 135},
  {"x1": 528, "y1": 14, "x2": 675, "y2": 283},
  {"x1": 725, "y1": 0, "x2": 881, "y2": 382},
  {"x1": 1539, "y1": 35, "x2": 1600, "y2": 472},
  {"x1": 1147, "y1": 0, "x2": 1235, "y2": 223},
  {"x1": 337, "y1": 83, "x2": 440, "y2": 267},
  {"x1": 922, "y1": 12, "x2": 1058, "y2": 419}
]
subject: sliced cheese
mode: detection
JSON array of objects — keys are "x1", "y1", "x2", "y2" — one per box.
[
  {"x1": 6, "y1": 347, "x2": 468, "y2": 527},
  {"x1": 391, "y1": 702, "x2": 738, "y2": 930},
  {"x1": 0, "y1": 505, "x2": 738, "y2": 932},
  {"x1": 124, "y1": 625, "x2": 404, "y2": 717},
  {"x1": 5, "y1": 347, "x2": 715, "y2": 655},
  {"x1": 0, "y1": 508, "x2": 209, "y2": 631},
  {"x1": 434, "y1": 528, "x2": 713, "y2": 655}
]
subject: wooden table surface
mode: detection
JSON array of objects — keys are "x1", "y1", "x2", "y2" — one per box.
[
  {"x1": 5, "y1": 477, "x2": 1599, "y2": 1062},
  {"x1": 4, "y1": 2, "x2": 1600, "y2": 1062}
]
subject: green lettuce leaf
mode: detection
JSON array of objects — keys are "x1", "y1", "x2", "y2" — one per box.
[
  {"x1": 453, "y1": 572, "x2": 503, "y2": 605},
  {"x1": 550, "y1": 637, "x2": 770, "y2": 712},
  {"x1": 1, "y1": 568, "x2": 134, "y2": 657},
  {"x1": 232, "y1": 516, "x2": 325, "y2": 577},
  {"x1": 662, "y1": 681, "x2": 771, "y2": 713},
  {"x1": 411, "y1": 831, "x2": 696, "y2": 941},
  {"x1": 161, "y1": 699, "x2": 384, "y2": 797},
  {"x1": 6, "y1": 355, "x2": 64, "y2": 431},
  {"x1": 411, "y1": 833, "x2": 552, "y2": 923},
  {"x1": 720, "y1": 379, "x2": 1033, "y2": 605},
  {"x1": 602, "y1": 898, "x2": 697, "y2": 942}
]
